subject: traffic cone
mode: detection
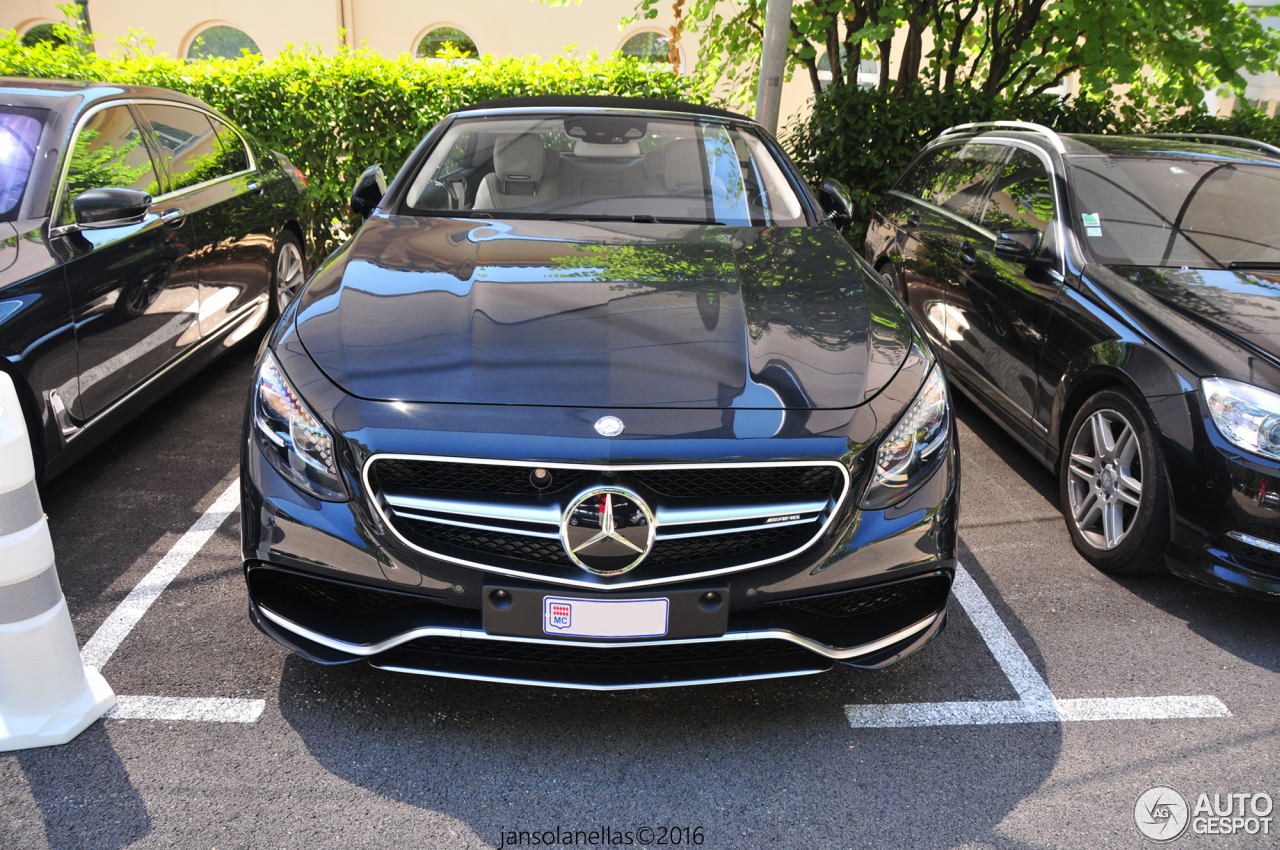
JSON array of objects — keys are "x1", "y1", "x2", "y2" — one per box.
[{"x1": 0, "y1": 372, "x2": 115, "y2": 750}]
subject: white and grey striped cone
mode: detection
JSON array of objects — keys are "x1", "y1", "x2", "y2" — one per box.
[{"x1": 0, "y1": 372, "x2": 115, "y2": 750}]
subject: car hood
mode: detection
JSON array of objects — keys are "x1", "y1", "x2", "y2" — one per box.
[
  {"x1": 1100, "y1": 265, "x2": 1280, "y2": 378},
  {"x1": 294, "y1": 216, "x2": 913, "y2": 409}
]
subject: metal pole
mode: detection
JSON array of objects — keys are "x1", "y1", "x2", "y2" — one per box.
[{"x1": 755, "y1": 0, "x2": 793, "y2": 135}]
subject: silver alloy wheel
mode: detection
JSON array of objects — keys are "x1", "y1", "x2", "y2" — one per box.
[
  {"x1": 1066, "y1": 408, "x2": 1144, "y2": 550},
  {"x1": 275, "y1": 241, "x2": 305, "y2": 312}
]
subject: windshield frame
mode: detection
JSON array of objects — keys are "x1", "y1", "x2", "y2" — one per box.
[
  {"x1": 385, "y1": 107, "x2": 821, "y2": 227},
  {"x1": 1065, "y1": 151, "x2": 1280, "y2": 270}
]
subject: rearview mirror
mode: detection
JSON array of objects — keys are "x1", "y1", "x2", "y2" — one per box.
[
  {"x1": 72, "y1": 187, "x2": 151, "y2": 228},
  {"x1": 817, "y1": 178, "x2": 854, "y2": 229},
  {"x1": 993, "y1": 229, "x2": 1042, "y2": 263},
  {"x1": 350, "y1": 165, "x2": 387, "y2": 220}
]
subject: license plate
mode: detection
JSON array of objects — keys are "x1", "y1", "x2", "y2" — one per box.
[{"x1": 542, "y1": 596, "x2": 669, "y2": 638}]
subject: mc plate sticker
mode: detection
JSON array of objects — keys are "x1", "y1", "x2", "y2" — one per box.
[{"x1": 542, "y1": 596, "x2": 669, "y2": 638}]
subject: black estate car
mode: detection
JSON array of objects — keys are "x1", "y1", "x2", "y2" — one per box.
[
  {"x1": 240, "y1": 96, "x2": 960, "y2": 689},
  {"x1": 0, "y1": 78, "x2": 308, "y2": 481},
  {"x1": 866, "y1": 120, "x2": 1280, "y2": 596}
]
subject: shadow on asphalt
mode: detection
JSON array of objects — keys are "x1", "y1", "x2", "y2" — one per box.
[
  {"x1": 954, "y1": 386, "x2": 1280, "y2": 675},
  {"x1": 16, "y1": 725, "x2": 151, "y2": 850}
]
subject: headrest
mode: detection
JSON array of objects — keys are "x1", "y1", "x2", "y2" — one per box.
[
  {"x1": 573, "y1": 139, "x2": 641, "y2": 158},
  {"x1": 663, "y1": 138, "x2": 704, "y2": 192},
  {"x1": 643, "y1": 150, "x2": 664, "y2": 179},
  {"x1": 493, "y1": 134, "x2": 545, "y2": 182}
]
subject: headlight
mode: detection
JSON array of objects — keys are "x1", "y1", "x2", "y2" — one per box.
[
  {"x1": 254, "y1": 352, "x2": 347, "y2": 500},
  {"x1": 861, "y1": 365, "x2": 950, "y2": 509},
  {"x1": 1203, "y1": 377, "x2": 1280, "y2": 462}
]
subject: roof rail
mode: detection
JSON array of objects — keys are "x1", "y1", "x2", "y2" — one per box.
[
  {"x1": 1139, "y1": 133, "x2": 1280, "y2": 159},
  {"x1": 937, "y1": 120, "x2": 1066, "y2": 154}
]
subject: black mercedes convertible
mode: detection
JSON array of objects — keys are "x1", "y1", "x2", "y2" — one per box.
[
  {"x1": 866, "y1": 121, "x2": 1280, "y2": 597},
  {"x1": 240, "y1": 96, "x2": 959, "y2": 689}
]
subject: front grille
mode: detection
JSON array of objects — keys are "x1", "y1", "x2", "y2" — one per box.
[
  {"x1": 397, "y1": 636, "x2": 805, "y2": 666},
  {"x1": 400, "y1": 518, "x2": 572, "y2": 566},
  {"x1": 371, "y1": 456, "x2": 848, "y2": 582},
  {"x1": 647, "y1": 524, "x2": 806, "y2": 566},
  {"x1": 372, "y1": 458, "x2": 586, "y2": 497},
  {"x1": 633, "y1": 466, "x2": 841, "y2": 498},
  {"x1": 781, "y1": 575, "x2": 950, "y2": 619}
]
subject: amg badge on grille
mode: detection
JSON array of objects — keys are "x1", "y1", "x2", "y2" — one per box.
[
  {"x1": 594, "y1": 415, "x2": 625, "y2": 437},
  {"x1": 561, "y1": 488, "x2": 655, "y2": 575}
]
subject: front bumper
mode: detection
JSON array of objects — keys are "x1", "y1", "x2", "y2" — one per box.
[{"x1": 1153, "y1": 392, "x2": 1280, "y2": 596}]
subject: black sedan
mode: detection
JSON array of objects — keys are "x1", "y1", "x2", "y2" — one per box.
[
  {"x1": 866, "y1": 121, "x2": 1280, "y2": 596},
  {"x1": 0, "y1": 78, "x2": 308, "y2": 481},
  {"x1": 240, "y1": 96, "x2": 960, "y2": 689}
]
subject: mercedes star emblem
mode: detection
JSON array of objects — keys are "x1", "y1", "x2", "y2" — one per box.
[
  {"x1": 561, "y1": 487, "x2": 655, "y2": 575},
  {"x1": 594, "y1": 415, "x2": 625, "y2": 437}
]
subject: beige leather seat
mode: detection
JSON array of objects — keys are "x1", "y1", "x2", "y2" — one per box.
[{"x1": 473, "y1": 135, "x2": 559, "y2": 210}]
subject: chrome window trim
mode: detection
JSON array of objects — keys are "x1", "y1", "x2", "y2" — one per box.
[
  {"x1": 50, "y1": 98, "x2": 259, "y2": 229},
  {"x1": 257, "y1": 602, "x2": 938, "y2": 662},
  {"x1": 362, "y1": 454, "x2": 851, "y2": 591}
]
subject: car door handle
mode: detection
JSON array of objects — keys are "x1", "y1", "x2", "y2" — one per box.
[
  {"x1": 958, "y1": 241, "x2": 977, "y2": 265},
  {"x1": 906, "y1": 209, "x2": 920, "y2": 227},
  {"x1": 246, "y1": 181, "x2": 263, "y2": 195},
  {"x1": 160, "y1": 208, "x2": 185, "y2": 227}
]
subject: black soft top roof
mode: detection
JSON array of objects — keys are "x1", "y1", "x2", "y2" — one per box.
[{"x1": 457, "y1": 95, "x2": 752, "y2": 124}]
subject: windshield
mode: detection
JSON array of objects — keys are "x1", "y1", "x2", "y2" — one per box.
[
  {"x1": 402, "y1": 113, "x2": 808, "y2": 226},
  {"x1": 1069, "y1": 154, "x2": 1280, "y2": 268},
  {"x1": 0, "y1": 108, "x2": 46, "y2": 219}
]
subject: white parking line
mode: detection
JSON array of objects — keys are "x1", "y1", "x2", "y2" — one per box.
[
  {"x1": 107, "y1": 696, "x2": 265, "y2": 723},
  {"x1": 80, "y1": 479, "x2": 241, "y2": 671},
  {"x1": 844, "y1": 564, "x2": 1231, "y2": 728}
]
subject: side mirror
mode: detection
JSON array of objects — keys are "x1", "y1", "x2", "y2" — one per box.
[
  {"x1": 817, "y1": 178, "x2": 854, "y2": 229},
  {"x1": 72, "y1": 188, "x2": 151, "y2": 228},
  {"x1": 993, "y1": 229, "x2": 1042, "y2": 263},
  {"x1": 350, "y1": 164, "x2": 387, "y2": 220}
]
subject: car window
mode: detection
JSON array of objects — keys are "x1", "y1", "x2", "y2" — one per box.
[
  {"x1": 982, "y1": 148, "x2": 1055, "y2": 236},
  {"x1": 210, "y1": 117, "x2": 251, "y2": 174},
  {"x1": 1070, "y1": 155, "x2": 1280, "y2": 268},
  {"x1": 933, "y1": 143, "x2": 1006, "y2": 222},
  {"x1": 0, "y1": 108, "x2": 45, "y2": 219},
  {"x1": 894, "y1": 145, "x2": 959, "y2": 203},
  {"x1": 58, "y1": 105, "x2": 161, "y2": 225},
  {"x1": 138, "y1": 103, "x2": 224, "y2": 193},
  {"x1": 401, "y1": 113, "x2": 807, "y2": 226}
]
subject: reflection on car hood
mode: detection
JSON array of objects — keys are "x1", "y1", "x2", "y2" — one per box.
[
  {"x1": 1110, "y1": 265, "x2": 1280, "y2": 372},
  {"x1": 294, "y1": 216, "x2": 912, "y2": 409}
]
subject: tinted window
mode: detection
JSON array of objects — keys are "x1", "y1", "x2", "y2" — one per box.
[
  {"x1": 983, "y1": 148, "x2": 1055, "y2": 236},
  {"x1": 934, "y1": 143, "x2": 1005, "y2": 222},
  {"x1": 139, "y1": 104, "x2": 223, "y2": 192},
  {"x1": 210, "y1": 117, "x2": 251, "y2": 174},
  {"x1": 1070, "y1": 155, "x2": 1280, "y2": 267},
  {"x1": 402, "y1": 114, "x2": 806, "y2": 226},
  {"x1": 59, "y1": 105, "x2": 160, "y2": 224},
  {"x1": 0, "y1": 108, "x2": 45, "y2": 218},
  {"x1": 895, "y1": 145, "x2": 958, "y2": 203}
]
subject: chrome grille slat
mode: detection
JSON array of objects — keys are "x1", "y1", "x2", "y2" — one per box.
[{"x1": 364, "y1": 455, "x2": 851, "y2": 591}]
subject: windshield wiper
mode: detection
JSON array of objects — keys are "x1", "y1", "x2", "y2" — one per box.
[
  {"x1": 1227, "y1": 261, "x2": 1280, "y2": 270},
  {"x1": 545, "y1": 214, "x2": 727, "y2": 225}
]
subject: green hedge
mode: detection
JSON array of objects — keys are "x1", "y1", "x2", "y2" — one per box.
[
  {"x1": 0, "y1": 32, "x2": 698, "y2": 260},
  {"x1": 787, "y1": 84, "x2": 1280, "y2": 237}
]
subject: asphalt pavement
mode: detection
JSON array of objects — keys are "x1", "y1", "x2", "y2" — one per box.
[{"x1": 2, "y1": 334, "x2": 1277, "y2": 849}]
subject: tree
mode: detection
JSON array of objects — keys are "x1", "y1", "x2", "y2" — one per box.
[{"x1": 613, "y1": 0, "x2": 1280, "y2": 114}]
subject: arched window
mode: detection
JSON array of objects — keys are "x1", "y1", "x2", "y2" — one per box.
[
  {"x1": 187, "y1": 26, "x2": 260, "y2": 61},
  {"x1": 21, "y1": 23, "x2": 67, "y2": 48},
  {"x1": 415, "y1": 27, "x2": 479, "y2": 60},
  {"x1": 621, "y1": 31, "x2": 678, "y2": 67}
]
